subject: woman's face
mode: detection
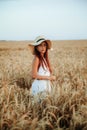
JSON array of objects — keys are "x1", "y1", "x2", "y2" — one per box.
[{"x1": 36, "y1": 41, "x2": 47, "y2": 55}]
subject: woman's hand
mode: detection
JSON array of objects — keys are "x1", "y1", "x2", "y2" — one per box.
[{"x1": 50, "y1": 75, "x2": 56, "y2": 81}]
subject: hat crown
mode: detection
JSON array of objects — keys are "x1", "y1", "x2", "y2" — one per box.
[{"x1": 34, "y1": 36, "x2": 45, "y2": 43}]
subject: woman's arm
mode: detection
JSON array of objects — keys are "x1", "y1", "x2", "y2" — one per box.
[{"x1": 31, "y1": 56, "x2": 55, "y2": 80}]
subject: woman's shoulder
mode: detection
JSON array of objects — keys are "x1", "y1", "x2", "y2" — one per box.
[
  {"x1": 32, "y1": 56, "x2": 39, "y2": 64},
  {"x1": 34, "y1": 55, "x2": 39, "y2": 61}
]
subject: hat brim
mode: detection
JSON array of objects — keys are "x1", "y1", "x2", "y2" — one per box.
[{"x1": 28, "y1": 40, "x2": 52, "y2": 55}]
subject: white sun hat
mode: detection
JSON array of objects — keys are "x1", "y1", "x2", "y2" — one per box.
[{"x1": 28, "y1": 36, "x2": 52, "y2": 54}]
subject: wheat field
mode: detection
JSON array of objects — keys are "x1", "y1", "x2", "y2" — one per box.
[{"x1": 0, "y1": 40, "x2": 87, "y2": 130}]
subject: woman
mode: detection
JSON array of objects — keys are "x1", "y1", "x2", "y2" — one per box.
[{"x1": 28, "y1": 36, "x2": 56, "y2": 95}]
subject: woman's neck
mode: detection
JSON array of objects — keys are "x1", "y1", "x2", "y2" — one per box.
[{"x1": 40, "y1": 53, "x2": 44, "y2": 57}]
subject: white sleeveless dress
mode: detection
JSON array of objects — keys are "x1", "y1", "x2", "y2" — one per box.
[{"x1": 31, "y1": 65, "x2": 51, "y2": 95}]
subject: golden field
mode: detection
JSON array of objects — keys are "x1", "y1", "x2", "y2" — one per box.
[{"x1": 0, "y1": 40, "x2": 87, "y2": 130}]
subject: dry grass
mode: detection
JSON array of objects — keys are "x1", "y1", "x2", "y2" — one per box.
[{"x1": 0, "y1": 40, "x2": 87, "y2": 130}]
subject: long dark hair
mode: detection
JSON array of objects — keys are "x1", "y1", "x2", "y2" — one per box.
[{"x1": 34, "y1": 42, "x2": 52, "y2": 73}]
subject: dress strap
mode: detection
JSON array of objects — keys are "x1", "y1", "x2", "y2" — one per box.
[{"x1": 43, "y1": 58, "x2": 49, "y2": 71}]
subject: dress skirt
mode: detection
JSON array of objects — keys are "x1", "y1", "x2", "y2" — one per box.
[{"x1": 31, "y1": 79, "x2": 51, "y2": 95}]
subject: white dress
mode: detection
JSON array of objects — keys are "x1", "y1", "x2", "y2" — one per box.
[{"x1": 31, "y1": 64, "x2": 51, "y2": 95}]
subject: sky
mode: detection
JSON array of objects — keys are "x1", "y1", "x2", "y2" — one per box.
[{"x1": 0, "y1": 0, "x2": 87, "y2": 40}]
